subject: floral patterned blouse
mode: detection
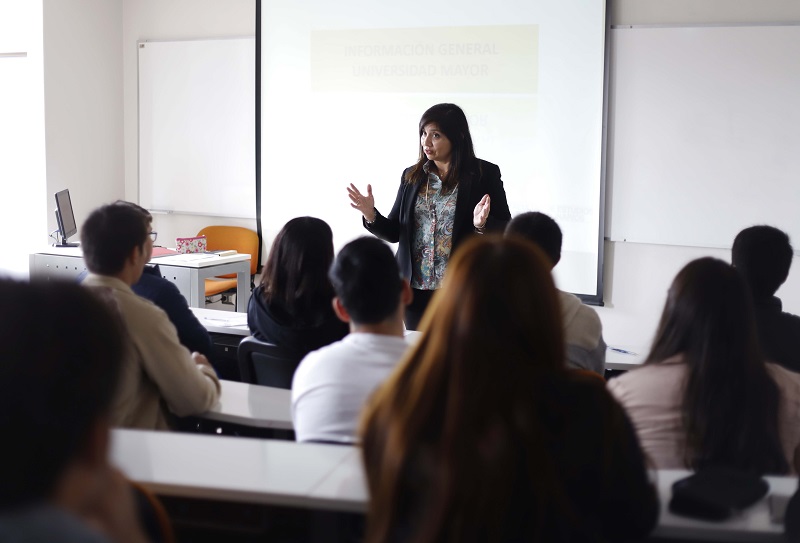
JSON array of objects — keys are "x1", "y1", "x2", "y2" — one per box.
[{"x1": 410, "y1": 171, "x2": 458, "y2": 290}]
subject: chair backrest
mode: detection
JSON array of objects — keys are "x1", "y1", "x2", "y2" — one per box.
[
  {"x1": 129, "y1": 479, "x2": 176, "y2": 543},
  {"x1": 571, "y1": 368, "x2": 606, "y2": 383},
  {"x1": 237, "y1": 336, "x2": 304, "y2": 389},
  {"x1": 197, "y1": 226, "x2": 259, "y2": 276}
]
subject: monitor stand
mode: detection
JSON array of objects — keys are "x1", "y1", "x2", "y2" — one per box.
[{"x1": 55, "y1": 232, "x2": 79, "y2": 247}]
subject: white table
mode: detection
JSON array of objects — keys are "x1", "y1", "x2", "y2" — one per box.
[
  {"x1": 111, "y1": 429, "x2": 353, "y2": 508},
  {"x1": 146, "y1": 252, "x2": 251, "y2": 312},
  {"x1": 29, "y1": 247, "x2": 252, "y2": 312},
  {"x1": 652, "y1": 469, "x2": 793, "y2": 542},
  {"x1": 305, "y1": 463, "x2": 798, "y2": 540},
  {"x1": 111, "y1": 429, "x2": 798, "y2": 541},
  {"x1": 191, "y1": 307, "x2": 249, "y2": 336},
  {"x1": 200, "y1": 379, "x2": 293, "y2": 430},
  {"x1": 605, "y1": 345, "x2": 646, "y2": 371}
]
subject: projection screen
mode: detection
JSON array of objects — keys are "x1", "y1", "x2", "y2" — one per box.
[{"x1": 260, "y1": 0, "x2": 607, "y2": 301}]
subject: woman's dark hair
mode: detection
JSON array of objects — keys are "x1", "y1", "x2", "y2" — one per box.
[
  {"x1": 360, "y1": 235, "x2": 575, "y2": 542},
  {"x1": 646, "y1": 257, "x2": 788, "y2": 474},
  {"x1": 0, "y1": 279, "x2": 125, "y2": 508},
  {"x1": 404, "y1": 103, "x2": 479, "y2": 190},
  {"x1": 258, "y1": 217, "x2": 336, "y2": 320}
]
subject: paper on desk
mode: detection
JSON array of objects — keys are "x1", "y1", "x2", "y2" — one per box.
[
  {"x1": 176, "y1": 253, "x2": 218, "y2": 261},
  {"x1": 203, "y1": 314, "x2": 248, "y2": 327}
]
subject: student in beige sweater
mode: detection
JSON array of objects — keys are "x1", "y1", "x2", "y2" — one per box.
[{"x1": 81, "y1": 202, "x2": 220, "y2": 430}]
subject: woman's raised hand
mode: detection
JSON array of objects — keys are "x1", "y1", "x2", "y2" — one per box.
[
  {"x1": 348, "y1": 183, "x2": 376, "y2": 222},
  {"x1": 473, "y1": 194, "x2": 491, "y2": 228}
]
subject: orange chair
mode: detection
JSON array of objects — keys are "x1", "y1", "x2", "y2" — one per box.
[
  {"x1": 571, "y1": 368, "x2": 606, "y2": 383},
  {"x1": 197, "y1": 226, "x2": 259, "y2": 299}
]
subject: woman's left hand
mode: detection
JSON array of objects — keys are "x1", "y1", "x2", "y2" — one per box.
[{"x1": 473, "y1": 194, "x2": 491, "y2": 228}]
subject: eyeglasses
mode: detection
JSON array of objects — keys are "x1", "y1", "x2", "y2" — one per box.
[{"x1": 148, "y1": 231, "x2": 158, "y2": 242}]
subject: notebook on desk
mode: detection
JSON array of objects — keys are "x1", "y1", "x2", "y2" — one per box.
[{"x1": 151, "y1": 246, "x2": 180, "y2": 257}]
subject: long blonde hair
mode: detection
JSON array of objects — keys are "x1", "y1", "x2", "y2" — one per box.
[{"x1": 360, "y1": 235, "x2": 570, "y2": 542}]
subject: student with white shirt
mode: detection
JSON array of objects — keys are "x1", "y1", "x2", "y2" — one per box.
[{"x1": 291, "y1": 237, "x2": 413, "y2": 444}]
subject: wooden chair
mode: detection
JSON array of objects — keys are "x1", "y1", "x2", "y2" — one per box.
[
  {"x1": 197, "y1": 226, "x2": 259, "y2": 299},
  {"x1": 129, "y1": 480, "x2": 176, "y2": 543},
  {"x1": 237, "y1": 336, "x2": 303, "y2": 389},
  {"x1": 571, "y1": 368, "x2": 606, "y2": 383}
]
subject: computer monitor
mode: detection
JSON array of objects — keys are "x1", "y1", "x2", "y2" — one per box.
[{"x1": 54, "y1": 189, "x2": 79, "y2": 247}]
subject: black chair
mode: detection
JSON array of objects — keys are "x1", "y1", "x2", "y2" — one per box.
[{"x1": 237, "y1": 336, "x2": 303, "y2": 389}]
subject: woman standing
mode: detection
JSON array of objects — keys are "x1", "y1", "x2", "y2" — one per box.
[
  {"x1": 360, "y1": 236, "x2": 658, "y2": 543},
  {"x1": 348, "y1": 103, "x2": 510, "y2": 329}
]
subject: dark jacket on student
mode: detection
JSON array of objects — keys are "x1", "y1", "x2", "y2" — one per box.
[
  {"x1": 79, "y1": 265, "x2": 213, "y2": 357},
  {"x1": 753, "y1": 295, "x2": 800, "y2": 374},
  {"x1": 247, "y1": 284, "x2": 349, "y2": 358}
]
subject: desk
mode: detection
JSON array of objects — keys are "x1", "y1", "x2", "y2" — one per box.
[
  {"x1": 29, "y1": 248, "x2": 251, "y2": 312},
  {"x1": 111, "y1": 429, "x2": 797, "y2": 541},
  {"x1": 191, "y1": 307, "x2": 249, "y2": 336},
  {"x1": 652, "y1": 469, "x2": 792, "y2": 542},
  {"x1": 154, "y1": 253, "x2": 251, "y2": 312},
  {"x1": 200, "y1": 379, "x2": 293, "y2": 431},
  {"x1": 111, "y1": 429, "x2": 353, "y2": 509},
  {"x1": 606, "y1": 345, "x2": 646, "y2": 371}
]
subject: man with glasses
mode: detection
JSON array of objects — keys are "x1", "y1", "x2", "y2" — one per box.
[{"x1": 80, "y1": 202, "x2": 220, "y2": 430}]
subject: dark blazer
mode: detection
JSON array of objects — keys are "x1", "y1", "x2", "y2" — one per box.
[
  {"x1": 247, "y1": 284, "x2": 349, "y2": 358},
  {"x1": 132, "y1": 265, "x2": 213, "y2": 357},
  {"x1": 364, "y1": 159, "x2": 511, "y2": 280},
  {"x1": 753, "y1": 295, "x2": 800, "y2": 374}
]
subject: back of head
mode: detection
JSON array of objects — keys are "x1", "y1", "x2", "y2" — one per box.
[
  {"x1": 647, "y1": 257, "x2": 787, "y2": 473},
  {"x1": 361, "y1": 235, "x2": 566, "y2": 542},
  {"x1": 732, "y1": 225, "x2": 793, "y2": 298},
  {"x1": 0, "y1": 279, "x2": 124, "y2": 508},
  {"x1": 259, "y1": 217, "x2": 335, "y2": 316},
  {"x1": 81, "y1": 202, "x2": 150, "y2": 275},
  {"x1": 113, "y1": 200, "x2": 153, "y2": 223},
  {"x1": 329, "y1": 237, "x2": 401, "y2": 324},
  {"x1": 505, "y1": 211, "x2": 563, "y2": 267}
]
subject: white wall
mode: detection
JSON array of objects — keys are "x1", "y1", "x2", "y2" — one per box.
[
  {"x1": 43, "y1": 0, "x2": 124, "y2": 243},
  {"x1": 121, "y1": 0, "x2": 256, "y2": 249},
  {"x1": 0, "y1": 0, "x2": 47, "y2": 277},
  {"x1": 597, "y1": 0, "x2": 800, "y2": 351},
  {"x1": 28, "y1": 0, "x2": 800, "y2": 347}
]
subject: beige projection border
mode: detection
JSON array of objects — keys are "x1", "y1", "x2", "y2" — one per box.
[{"x1": 311, "y1": 25, "x2": 539, "y2": 93}]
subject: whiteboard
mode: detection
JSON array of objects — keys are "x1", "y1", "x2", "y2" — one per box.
[
  {"x1": 138, "y1": 37, "x2": 256, "y2": 218},
  {"x1": 607, "y1": 25, "x2": 800, "y2": 248}
]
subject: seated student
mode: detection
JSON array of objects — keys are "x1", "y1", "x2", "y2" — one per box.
[
  {"x1": 0, "y1": 279, "x2": 150, "y2": 543},
  {"x1": 248, "y1": 217, "x2": 349, "y2": 357},
  {"x1": 360, "y1": 235, "x2": 658, "y2": 543},
  {"x1": 609, "y1": 257, "x2": 800, "y2": 474},
  {"x1": 292, "y1": 237, "x2": 413, "y2": 444},
  {"x1": 81, "y1": 202, "x2": 220, "y2": 430},
  {"x1": 506, "y1": 211, "x2": 606, "y2": 374},
  {"x1": 732, "y1": 225, "x2": 800, "y2": 373},
  {"x1": 78, "y1": 201, "x2": 213, "y2": 358}
]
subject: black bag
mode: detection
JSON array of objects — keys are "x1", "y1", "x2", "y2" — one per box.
[{"x1": 669, "y1": 466, "x2": 770, "y2": 521}]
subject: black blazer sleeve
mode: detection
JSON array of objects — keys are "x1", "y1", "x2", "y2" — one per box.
[
  {"x1": 477, "y1": 161, "x2": 511, "y2": 233},
  {"x1": 363, "y1": 172, "x2": 408, "y2": 244},
  {"x1": 362, "y1": 159, "x2": 511, "y2": 281}
]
